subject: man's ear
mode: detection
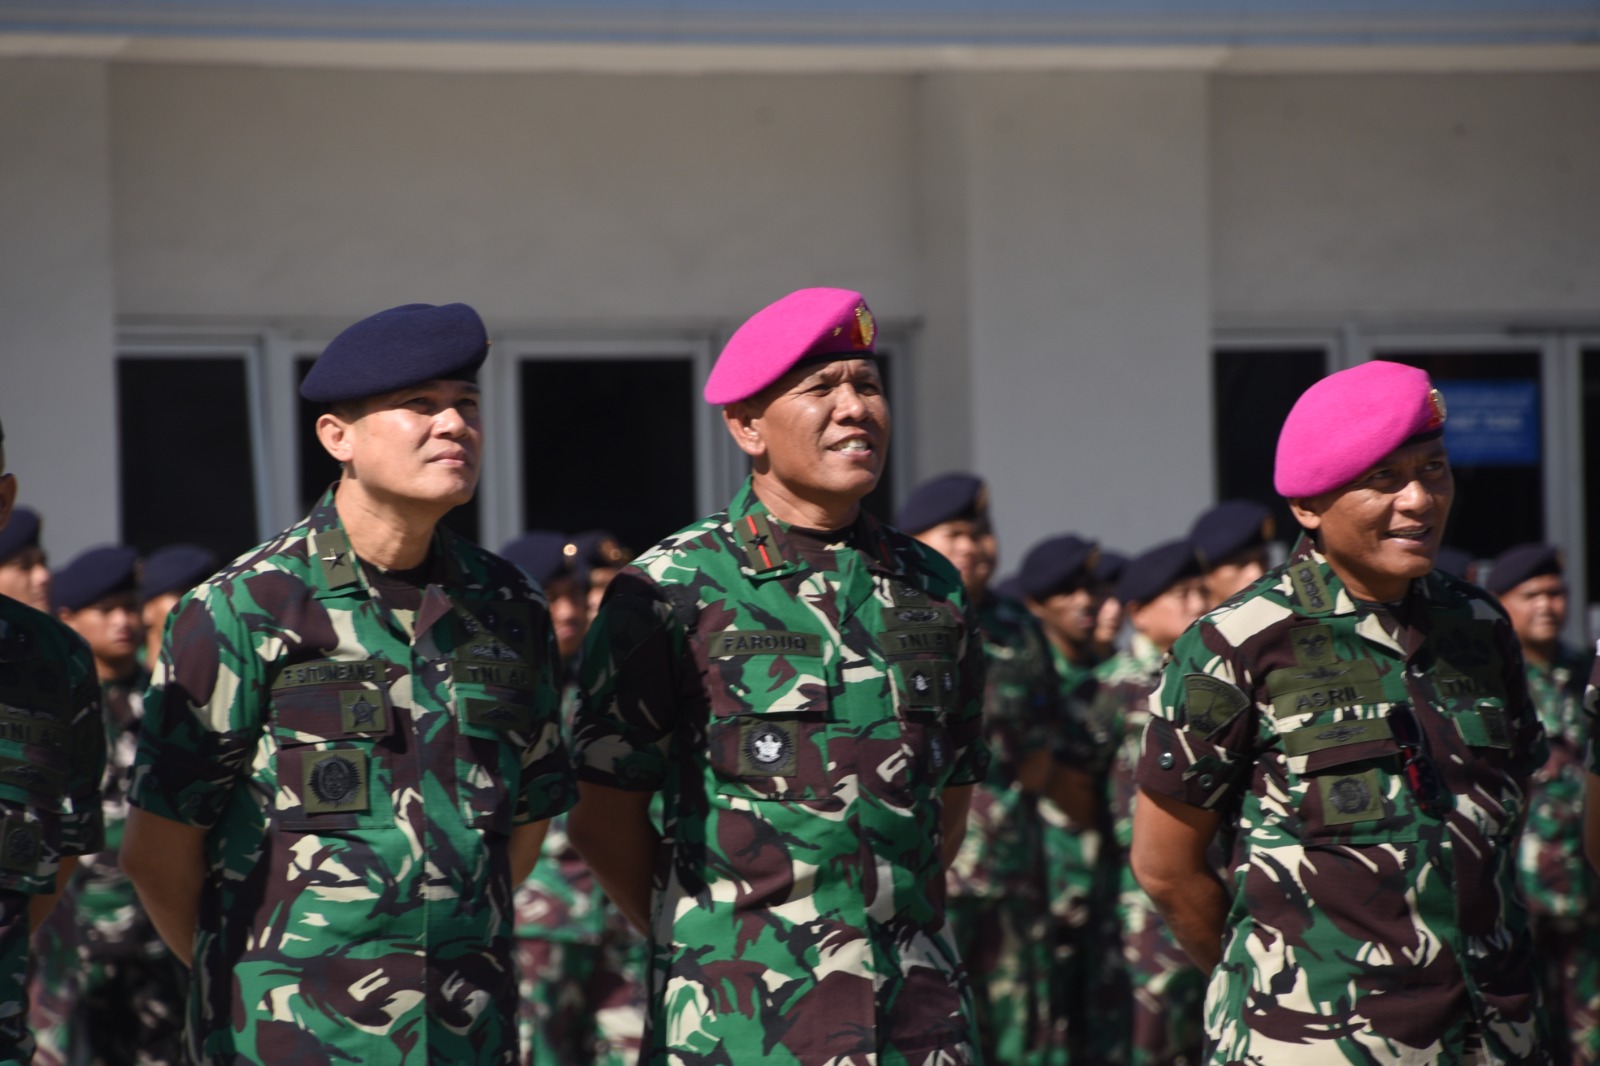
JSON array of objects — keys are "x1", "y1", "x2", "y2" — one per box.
[
  {"x1": 316, "y1": 412, "x2": 356, "y2": 465},
  {"x1": 1287, "y1": 495, "x2": 1323, "y2": 533},
  {"x1": 721, "y1": 402, "x2": 767, "y2": 461}
]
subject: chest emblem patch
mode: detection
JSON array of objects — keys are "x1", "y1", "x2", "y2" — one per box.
[
  {"x1": 739, "y1": 721, "x2": 798, "y2": 777},
  {"x1": 302, "y1": 749, "x2": 370, "y2": 814}
]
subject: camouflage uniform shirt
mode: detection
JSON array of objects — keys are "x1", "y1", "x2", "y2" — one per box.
[
  {"x1": 1136, "y1": 538, "x2": 1548, "y2": 1064},
  {"x1": 0, "y1": 593, "x2": 106, "y2": 1065},
  {"x1": 129, "y1": 489, "x2": 577, "y2": 1064},
  {"x1": 1518, "y1": 642, "x2": 1596, "y2": 918},
  {"x1": 572, "y1": 479, "x2": 989, "y2": 1064}
]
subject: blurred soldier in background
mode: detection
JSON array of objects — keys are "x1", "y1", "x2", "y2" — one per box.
[
  {"x1": 1089, "y1": 540, "x2": 1209, "y2": 1066},
  {"x1": 0, "y1": 507, "x2": 49, "y2": 612},
  {"x1": 33, "y1": 546, "x2": 187, "y2": 1065},
  {"x1": 1487, "y1": 543, "x2": 1599, "y2": 1065},
  {"x1": 1188, "y1": 501, "x2": 1274, "y2": 610},
  {"x1": 138, "y1": 545, "x2": 218, "y2": 670},
  {"x1": 901, "y1": 472, "x2": 1062, "y2": 1065}
]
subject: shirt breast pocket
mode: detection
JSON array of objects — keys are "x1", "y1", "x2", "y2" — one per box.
[
  {"x1": 452, "y1": 659, "x2": 546, "y2": 836},
  {"x1": 269, "y1": 665, "x2": 396, "y2": 833},
  {"x1": 1283, "y1": 707, "x2": 1415, "y2": 845},
  {"x1": 704, "y1": 639, "x2": 832, "y2": 802}
]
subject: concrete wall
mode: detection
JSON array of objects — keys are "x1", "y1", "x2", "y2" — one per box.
[
  {"x1": 1213, "y1": 72, "x2": 1600, "y2": 322},
  {"x1": 0, "y1": 60, "x2": 119, "y2": 561}
]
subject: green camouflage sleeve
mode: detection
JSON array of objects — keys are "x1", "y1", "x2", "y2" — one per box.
[
  {"x1": 129, "y1": 579, "x2": 265, "y2": 828},
  {"x1": 1583, "y1": 642, "x2": 1600, "y2": 774},
  {"x1": 571, "y1": 569, "x2": 685, "y2": 792},
  {"x1": 944, "y1": 594, "x2": 988, "y2": 788},
  {"x1": 513, "y1": 622, "x2": 577, "y2": 824},
  {"x1": 61, "y1": 638, "x2": 106, "y2": 856},
  {"x1": 1135, "y1": 620, "x2": 1255, "y2": 810}
]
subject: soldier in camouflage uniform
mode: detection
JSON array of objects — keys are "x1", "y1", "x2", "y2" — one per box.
[
  {"x1": 568, "y1": 287, "x2": 989, "y2": 1064},
  {"x1": 0, "y1": 420, "x2": 107, "y2": 1065},
  {"x1": 0, "y1": 506, "x2": 50, "y2": 612},
  {"x1": 32, "y1": 546, "x2": 188, "y2": 1065},
  {"x1": 1486, "y1": 543, "x2": 1600, "y2": 1065},
  {"x1": 901, "y1": 472, "x2": 1062, "y2": 1066},
  {"x1": 503, "y1": 531, "x2": 644, "y2": 1066},
  {"x1": 1132, "y1": 361, "x2": 1549, "y2": 1064},
  {"x1": 122, "y1": 303, "x2": 577, "y2": 1065},
  {"x1": 1015, "y1": 533, "x2": 1111, "y2": 1059},
  {"x1": 1089, "y1": 540, "x2": 1209, "y2": 1066},
  {"x1": 1188, "y1": 502, "x2": 1275, "y2": 611}
]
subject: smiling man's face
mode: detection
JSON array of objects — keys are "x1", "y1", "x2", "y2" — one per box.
[{"x1": 1290, "y1": 437, "x2": 1453, "y2": 603}]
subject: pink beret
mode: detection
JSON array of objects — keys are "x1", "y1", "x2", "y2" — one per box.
[
  {"x1": 704, "y1": 287, "x2": 877, "y2": 404},
  {"x1": 1274, "y1": 361, "x2": 1447, "y2": 497}
]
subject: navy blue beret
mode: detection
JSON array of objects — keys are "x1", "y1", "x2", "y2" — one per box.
[
  {"x1": 300, "y1": 303, "x2": 489, "y2": 404},
  {"x1": 1095, "y1": 550, "x2": 1128, "y2": 591},
  {"x1": 1189, "y1": 500, "x2": 1274, "y2": 570},
  {"x1": 500, "y1": 531, "x2": 577, "y2": 588},
  {"x1": 140, "y1": 544, "x2": 218, "y2": 605},
  {"x1": 1432, "y1": 545, "x2": 1474, "y2": 581},
  {"x1": 0, "y1": 507, "x2": 42, "y2": 564},
  {"x1": 52, "y1": 545, "x2": 139, "y2": 612},
  {"x1": 1116, "y1": 539, "x2": 1202, "y2": 605},
  {"x1": 896, "y1": 473, "x2": 987, "y2": 535},
  {"x1": 569, "y1": 530, "x2": 634, "y2": 572},
  {"x1": 1018, "y1": 534, "x2": 1099, "y2": 601},
  {"x1": 1484, "y1": 542, "x2": 1562, "y2": 596}
]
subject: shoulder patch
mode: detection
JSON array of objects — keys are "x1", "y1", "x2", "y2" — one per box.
[{"x1": 1183, "y1": 673, "x2": 1251, "y2": 738}]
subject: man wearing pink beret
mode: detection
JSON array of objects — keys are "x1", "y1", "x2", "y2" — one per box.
[
  {"x1": 1130, "y1": 360, "x2": 1549, "y2": 1064},
  {"x1": 568, "y1": 288, "x2": 989, "y2": 1063}
]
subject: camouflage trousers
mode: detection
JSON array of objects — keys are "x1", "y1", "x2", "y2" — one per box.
[
  {"x1": 1117, "y1": 892, "x2": 1205, "y2": 1066},
  {"x1": 0, "y1": 891, "x2": 30, "y2": 1066},
  {"x1": 29, "y1": 951, "x2": 188, "y2": 1066},
  {"x1": 1531, "y1": 915, "x2": 1600, "y2": 1066},
  {"x1": 516, "y1": 932, "x2": 646, "y2": 1066},
  {"x1": 947, "y1": 894, "x2": 1060, "y2": 1066}
]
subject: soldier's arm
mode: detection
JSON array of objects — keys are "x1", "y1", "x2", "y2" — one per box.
[
  {"x1": 569, "y1": 784, "x2": 659, "y2": 934},
  {"x1": 508, "y1": 818, "x2": 550, "y2": 886},
  {"x1": 1130, "y1": 786, "x2": 1227, "y2": 973},
  {"x1": 121, "y1": 808, "x2": 208, "y2": 967}
]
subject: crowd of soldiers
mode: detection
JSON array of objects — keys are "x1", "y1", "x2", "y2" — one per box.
[{"x1": 0, "y1": 289, "x2": 1594, "y2": 1065}]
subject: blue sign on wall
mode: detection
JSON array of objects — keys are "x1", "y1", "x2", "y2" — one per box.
[{"x1": 1436, "y1": 379, "x2": 1540, "y2": 467}]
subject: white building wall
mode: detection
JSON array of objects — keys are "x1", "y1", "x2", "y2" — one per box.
[
  {"x1": 0, "y1": 60, "x2": 119, "y2": 561},
  {"x1": 958, "y1": 72, "x2": 1214, "y2": 561},
  {"x1": 1213, "y1": 72, "x2": 1600, "y2": 321},
  {"x1": 110, "y1": 65, "x2": 921, "y2": 322}
]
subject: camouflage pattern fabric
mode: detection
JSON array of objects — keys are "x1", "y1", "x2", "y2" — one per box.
[
  {"x1": 1092, "y1": 634, "x2": 1204, "y2": 1066},
  {"x1": 128, "y1": 488, "x2": 577, "y2": 1064},
  {"x1": 31, "y1": 667, "x2": 187, "y2": 1066},
  {"x1": 1137, "y1": 537, "x2": 1549, "y2": 1064},
  {"x1": 1519, "y1": 643, "x2": 1600, "y2": 1064},
  {"x1": 0, "y1": 593, "x2": 107, "y2": 1066},
  {"x1": 571, "y1": 479, "x2": 989, "y2": 1064},
  {"x1": 516, "y1": 679, "x2": 646, "y2": 1065},
  {"x1": 945, "y1": 593, "x2": 1060, "y2": 1066},
  {"x1": 1040, "y1": 646, "x2": 1111, "y2": 1062}
]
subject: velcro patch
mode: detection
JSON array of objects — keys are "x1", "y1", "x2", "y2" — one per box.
[
  {"x1": 0, "y1": 755, "x2": 65, "y2": 798},
  {"x1": 1283, "y1": 717, "x2": 1394, "y2": 757},
  {"x1": 466, "y1": 698, "x2": 533, "y2": 735},
  {"x1": 1183, "y1": 674, "x2": 1250, "y2": 738},
  {"x1": 272, "y1": 658, "x2": 385, "y2": 690},
  {"x1": 302, "y1": 749, "x2": 370, "y2": 814},
  {"x1": 738, "y1": 720, "x2": 798, "y2": 777},
  {"x1": 1289, "y1": 624, "x2": 1337, "y2": 667},
  {"x1": 708, "y1": 630, "x2": 822, "y2": 659},
  {"x1": 1454, "y1": 701, "x2": 1512, "y2": 749},
  {"x1": 1318, "y1": 768, "x2": 1384, "y2": 826},
  {"x1": 1288, "y1": 560, "x2": 1334, "y2": 615},
  {"x1": 339, "y1": 689, "x2": 388, "y2": 734},
  {"x1": 0, "y1": 818, "x2": 41, "y2": 874}
]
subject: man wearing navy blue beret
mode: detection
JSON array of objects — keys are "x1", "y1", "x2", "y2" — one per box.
[
  {"x1": 123, "y1": 303, "x2": 577, "y2": 1064},
  {"x1": 0, "y1": 507, "x2": 49, "y2": 612}
]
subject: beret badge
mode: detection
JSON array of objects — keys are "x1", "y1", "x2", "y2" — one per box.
[
  {"x1": 853, "y1": 304, "x2": 876, "y2": 349},
  {"x1": 1426, "y1": 388, "x2": 1447, "y2": 430}
]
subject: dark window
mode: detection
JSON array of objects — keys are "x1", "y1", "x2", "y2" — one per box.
[
  {"x1": 1211, "y1": 347, "x2": 1328, "y2": 538},
  {"x1": 1376, "y1": 350, "x2": 1544, "y2": 564},
  {"x1": 517, "y1": 358, "x2": 696, "y2": 554},
  {"x1": 294, "y1": 357, "x2": 481, "y2": 544},
  {"x1": 118, "y1": 356, "x2": 258, "y2": 558}
]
